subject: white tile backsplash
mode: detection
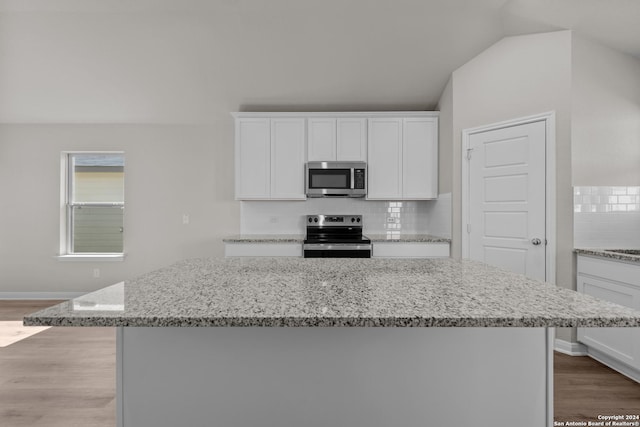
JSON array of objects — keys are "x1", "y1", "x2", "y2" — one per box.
[
  {"x1": 574, "y1": 186, "x2": 640, "y2": 248},
  {"x1": 240, "y1": 194, "x2": 452, "y2": 237}
]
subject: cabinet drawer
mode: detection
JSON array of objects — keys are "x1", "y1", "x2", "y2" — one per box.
[
  {"x1": 578, "y1": 255, "x2": 640, "y2": 288},
  {"x1": 225, "y1": 243, "x2": 302, "y2": 257},
  {"x1": 372, "y1": 242, "x2": 450, "y2": 258}
]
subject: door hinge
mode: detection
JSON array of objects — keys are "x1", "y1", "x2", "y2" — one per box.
[{"x1": 466, "y1": 148, "x2": 474, "y2": 160}]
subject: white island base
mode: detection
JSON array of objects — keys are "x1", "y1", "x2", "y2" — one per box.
[{"x1": 117, "y1": 327, "x2": 553, "y2": 427}]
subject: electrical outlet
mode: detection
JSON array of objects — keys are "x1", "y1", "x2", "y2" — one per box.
[
  {"x1": 387, "y1": 217, "x2": 398, "y2": 223},
  {"x1": 182, "y1": 214, "x2": 190, "y2": 225},
  {"x1": 92, "y1": 268, "x2": 100, "y2": 278}
]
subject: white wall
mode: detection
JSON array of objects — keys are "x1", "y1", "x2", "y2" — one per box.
[
  {"x1": 446, "y1": 30, "x2": 573, "y2": 341},
  {"x1": 572, "y1": 36, "x2": 640, "y2": 186},
  {"x1": 0, "y1": 124, "x2": 238, "y2": 294},
  {"x1": 436, "y1": 77, "x2": 453, "y2": 195},
  {"x1": 0, "y1": 1, "x2": 505, "y2": 123}
]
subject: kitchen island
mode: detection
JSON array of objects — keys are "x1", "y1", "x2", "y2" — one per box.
[{"x1": 25, "y1": 258, "x2": 640, "y2": 427}]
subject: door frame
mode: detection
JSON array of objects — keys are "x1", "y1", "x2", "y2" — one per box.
[{"x1": 461, "y1": 111, "x2": 556, "y2": 284}]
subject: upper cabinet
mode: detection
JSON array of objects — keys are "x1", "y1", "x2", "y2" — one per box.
[
  {"x1": 235, "y1": 118, "x2": 271, "y2": 199},
  {"x1": 367, "y1": 116, "x2": 438, "y2": 200},
  {"x1": 307, "y1": 118, "x2": 367, "y2": 161},
  {"x1": 233, "y1": 112, "x2": 438, "y2": 201},
  {"x1": 271, "y1": 118, "x2": 306, "y2": 199},
  {"x1": 367, "y1": 118, "x2": 403, "y2": 199},
  {"x1": 235, "y1": 116, "x2": 306, "y2": 200}
]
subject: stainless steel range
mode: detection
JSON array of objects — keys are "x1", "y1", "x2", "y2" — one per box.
[{"x1": 303, "y1": 215, "x2": 372, "y2": 258}]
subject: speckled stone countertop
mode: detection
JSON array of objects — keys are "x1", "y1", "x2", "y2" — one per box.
[
  {"x1": 367, "y1": 234, "x2": 451, "y2": 243},
  {"x1": 575, "y1": 248, "x2": 640, "y2": 264},
  {"x1": 223, "y1": 234, "x2": 451, "y2": 244},
  {"x1": 24, "y1": 258, "x2": 640, "y2": 328},
  {"x1": 223, "y1": 234, "x2": 304, "y2": 243}
]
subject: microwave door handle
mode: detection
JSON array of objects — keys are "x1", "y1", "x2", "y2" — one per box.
[{"x1": 350, "y1": 168, "x2": 354, "y2": 189}]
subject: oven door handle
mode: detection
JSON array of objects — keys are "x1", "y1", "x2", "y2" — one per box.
[{"x1": 303, "y1": 243, "x2": 372, "y2": 251}]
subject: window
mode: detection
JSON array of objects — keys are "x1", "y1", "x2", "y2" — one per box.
[{"x1": 62, "y1": 153, "x2": 125, "y2": 256}]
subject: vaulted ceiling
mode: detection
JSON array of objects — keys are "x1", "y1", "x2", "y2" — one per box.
[{"x1": 0, "y1": 0, "x2": 638, "y2": 122}]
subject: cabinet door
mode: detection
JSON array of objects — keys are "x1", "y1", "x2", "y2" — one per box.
[
  {"x1": 271, "y1": 118, "x2": 306, "y2": 199},
  {"x1": 337, "y1": 118, "x2": 367, "y2": 161},
  {"x1": 577, "y1": 274, "x2": 638, "y2": 368},
  {"x1": 403, "y1": 118, "x2": 438, "y2": 199},
  {"x1": 307, "y1": 118, "x2": 336, "y2": 161},
  {"x1": 367, "y1": 118, "x2": 403, "y2": 199},
  {"x1": 235, "y1": 118, "x2": 271, "y2": 199}
]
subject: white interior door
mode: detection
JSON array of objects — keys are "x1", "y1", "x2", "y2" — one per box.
[{"x1": 467, "y1": 120, "x2": 546, "y2": 281}]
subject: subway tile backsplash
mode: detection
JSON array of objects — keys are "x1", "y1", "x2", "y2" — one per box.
[
  {"x1": 574, "y1": 186, "x2": 640, "y2": 212},
  {"x1": 574, "y1": 186, "x2": 640, "y2": 248},
  {"x1": 241, "y1": 193, "x2": 451, "y2": 238}
]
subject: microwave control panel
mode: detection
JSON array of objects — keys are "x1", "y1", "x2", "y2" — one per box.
[{"x1": 354, "y1": 169, "x2": 366, "y2": 189}]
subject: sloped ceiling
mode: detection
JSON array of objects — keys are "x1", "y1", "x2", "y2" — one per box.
[
  {"x1": 502, "y1": 0, "x2": 640, "y2": 59},
  {"x1": 0, "y1": 0, "x2": 637, "y2": 123}
]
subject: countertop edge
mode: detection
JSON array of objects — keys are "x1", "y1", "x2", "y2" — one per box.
[
  {"x1": 24, "y1": 315, "x2": 640, "y2": 328},
  {"x1": 223, "y1": 235, "x2": 452, "y2": 244},
  {"x1": 223, "y1": 235, "x2": 304, "y2": 243},
  {"x1": 574, "y1": 248, "x2": 640, "y2": 264}
]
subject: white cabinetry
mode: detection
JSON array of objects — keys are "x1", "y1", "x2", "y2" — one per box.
[
  {"x1": 368, "y1": 118, "x2": 402, "y2": 199},
  {"x1": 307, "y1": 118, "x2": 366, "y2": 161},
  {"x1": 367, "y1": 117, "x2": 438, "y2": 200},
  {"x1": 271, "y1": 118, "x2": 306, "y2": 199},
  {"x1": 235, "y1": 117, "x2": 306, "y2": 200},
  {"x1": 234, "y1": 112, "x2": 437, "y2": 200},
  {"x1": 577, "y1": 255, "x2": 640, "y2": 381},
  {"x1": 372, "y1": 242, "x2": 450, "y2": 258},
  {"x1": 225, "y1": 243, "x2": 302, "y2": 257},
  {"x1": 235, "y1": 118, "x2": 271, "y2": 199}
]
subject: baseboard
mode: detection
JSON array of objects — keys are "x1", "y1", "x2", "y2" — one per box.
[
  {"x1": 587, "y1": 347, "x2": 640, "y2": 384},
  {"x1": 0, "y1": 292, "x2": 84, "y2": 300},
  {"x1": 554, "y1": 338, "x2": 588, "y2": 356}
]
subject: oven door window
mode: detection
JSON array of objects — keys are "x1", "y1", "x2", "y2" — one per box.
[{"x1": 309, "y1": 169, "x2": 350, "y2": 189}]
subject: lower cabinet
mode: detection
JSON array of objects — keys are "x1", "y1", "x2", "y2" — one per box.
[
  {"x1": 577, "y1": 255, "x2": 640, "y2": 381},
  {"x1": 225, "y1": 243, "x2": 302, "y2": 257},
  {"x1": 372, "y1": 242, "x2": 450, "y2": 258},
  {"x1": 225, "y1": 242, "x2": 450, "y2": 258}
]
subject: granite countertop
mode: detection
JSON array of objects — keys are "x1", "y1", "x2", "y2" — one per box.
[
  {"x1": 367, "y1": 234, "x2": 451, "y2": 243},
  {"x1": 223, "y1": 234, "x2": 451, "y2": 244},
  {"x1": 575, "y1": 248, "x2": 640, "y2": 264},
  {"x1": 223, "y1": 234, "x2": 304, "y2": 243},
  {"x1": 25, "y1": 258, "x2": 640, "y2": 328}
]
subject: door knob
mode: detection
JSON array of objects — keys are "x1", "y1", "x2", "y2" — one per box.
[{"x1": 531, "y1": 238, "x2": 542, "y2": 246}]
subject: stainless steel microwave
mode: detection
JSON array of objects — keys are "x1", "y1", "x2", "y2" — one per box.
[{"x1": 305, "y1": 161, "x2": 367, "y2": 198}]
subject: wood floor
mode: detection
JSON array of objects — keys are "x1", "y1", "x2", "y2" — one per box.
[
  {"x1": 1, "y1": 301, "x2": 115, "y2": 427},
  {"x1": 554, "y1": 351, "x2": 640, "y2": 421},
  {"x1": 2, "y1": 301, "x2": 639, "y2": 426}
]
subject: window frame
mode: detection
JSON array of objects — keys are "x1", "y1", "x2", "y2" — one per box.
[{"x1": 58, "y1": 151, "x2": 126, "y2": 261}]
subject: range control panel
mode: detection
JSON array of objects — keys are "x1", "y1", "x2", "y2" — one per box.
[{"x1": 306, "y1": 215, "x2": 362, "y2": 227}]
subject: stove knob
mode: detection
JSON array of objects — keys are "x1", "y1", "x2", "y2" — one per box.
[
  {"x1": 308, "y1": 217, "x2": 313, "y2": 223},
  {"x1": 357, "y1": 218, "x2": 361, "y2": 223},
  {"x1": 351, "y1": 217, "x2": 355, "y2": 223},
  {"x1": 314, "y1": 218, "x2": 318, "y2": 223}
]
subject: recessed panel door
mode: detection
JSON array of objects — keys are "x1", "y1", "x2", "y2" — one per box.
[
  {"x1": 468, "y1": 121, "x2": 546, "y2": 280},
  {"x1": 367, "y1": 118, "x2": 402, "y2": 199},
  {"x1": 235, "y1": 118, "x2": 270, "y2": 199},
  {"x1": 271, "y1": 118, "x2": 306, "y2": 199}
]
